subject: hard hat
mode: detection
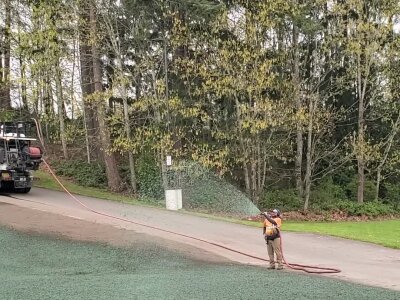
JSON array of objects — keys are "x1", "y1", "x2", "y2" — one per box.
[{"x1": 272, "y1": 209, "x2": 280, "y2": 216}]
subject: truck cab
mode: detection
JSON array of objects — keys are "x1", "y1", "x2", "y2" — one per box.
[{"x1": 0, "y1": 122, "x2": 43, "y2": 193}]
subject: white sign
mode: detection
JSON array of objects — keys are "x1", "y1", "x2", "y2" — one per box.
[{"x1": 166, "y1": 155, "x2": 172, "y2": 166}]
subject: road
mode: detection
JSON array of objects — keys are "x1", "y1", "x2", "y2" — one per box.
[{"x1": 0, "y1": 188, "x2": 399, "y2": 291}]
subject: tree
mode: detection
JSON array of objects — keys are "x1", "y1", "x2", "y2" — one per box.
[
  {"x1": 336, "y1": 0, "x2": 400, "y2": 203},
  {"x1": 98, "y1": 0, "x2": 139, "y2": 193},
  {"x1": 78, "y1": 0, "x2": 100, "y2": 162},
  {"x1": 90, "y1": 0, "x2": 122, "y2": 192},
  {"x1": 0, "y1": 0, "x2": 12, "y2": 110},
  {"x1": 170, "y1": 1, "x2": 294, "y2": 203}
]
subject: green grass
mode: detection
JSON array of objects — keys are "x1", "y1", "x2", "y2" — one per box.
[
  {"x1": 33, "y1": 170, "x2": 400, "y2": 249},
  {"x1": 283, "y1": 220, "x2": 400, "y2": 249},
  {"x1": 188, "y1": 215, "x2": 400, "y2": 249},
  {"x1": 33, "y1": 170, "x2": 161, "y2": 208},
  {"x1": 1, "y1": 227, "x2": 398, "y2": 300}
]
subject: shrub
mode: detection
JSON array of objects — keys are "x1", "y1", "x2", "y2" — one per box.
[
  {"x1": 136, "y1": 153, "x2": 163, "y2": 200},
  {"x1": 53, "y1": 160, "x2": 107, "y2": 188},
  {"x1": 332, "y1": 169, "x2": 354, "y2": 187},
  {"x1": 382, "y1": 183, "x2": 400, "y2": 210},
  {"x1": 345, "y1": 177, "x2": 376, "y2": 202},
  {"x1": 310, "y1": 177, "x2": 346, "y2": 211},
  {"x1": 334, "y1": 200, "x2": 395, "y2": 217},
  {"x1": 260, "y1": 189, "x2": 302, "y2": 212}
]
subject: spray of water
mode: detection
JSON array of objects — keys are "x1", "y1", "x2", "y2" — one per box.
[{"x1": 165, "y1": 161, "x2": 260, "y2": 216}]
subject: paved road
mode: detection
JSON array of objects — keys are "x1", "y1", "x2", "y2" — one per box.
[{"x1": 1, "y1": 188, "x2": 399, "y2": 291}]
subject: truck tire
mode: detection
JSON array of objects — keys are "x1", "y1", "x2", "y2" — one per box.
[
  {"x1": 14, "y1": 187, "x2": 31, "y2": 194},
  {"x1": 22, "y1": 187, "x2": 31, "y2": 194}
]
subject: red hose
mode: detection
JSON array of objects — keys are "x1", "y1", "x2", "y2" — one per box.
[{"x1": 32, "y1": 118, "x2": 341, "y2": 274}]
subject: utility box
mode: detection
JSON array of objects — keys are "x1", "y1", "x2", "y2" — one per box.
[{"x1": 165, "y1": 189, "x2": 182, "y2": 211}]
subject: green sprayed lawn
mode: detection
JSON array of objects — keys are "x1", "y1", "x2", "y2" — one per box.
[
  {"x1": 1, "y1": 227, "x2": 399, "y2": 300},
  {"x1": 283, "y1": 220, "x2": 400, "y2": 249}
]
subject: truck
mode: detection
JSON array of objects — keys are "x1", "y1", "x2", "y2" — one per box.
[{"x1": 0, "y1": 121, "x2": 43, "y2": 193}]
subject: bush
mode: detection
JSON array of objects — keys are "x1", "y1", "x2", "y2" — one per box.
[
  {"x1": 382, "y1": 183, "x2": 400, "y2": 210},
  {"x1": 335, "y1": 200, "x2": 395, "y2": 217},
  {"x1": 310, "y1": 178, "x2": 346, "y2": 209},
  {"x1": 259, "y1": 176, "x2": 397, "y2": 217},
  {"x1": 52, "y1": 154, "x2": 164, "y2": 201},
  {"x1": 345, "y1": 177, "x2": 376, "y2": 202},
  {"x1": 136, "y1": 153, "x2": 163, "y2": 200},
  {"x1": 53, "y1": 160, "x2": 107, "y2": 188},
  {"x1": 260, "y1": 189, "x2": 302, "y2": 211}
]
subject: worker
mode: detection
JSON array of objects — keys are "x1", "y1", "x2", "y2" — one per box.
[{"x1": 262, "y1": 209, "x2": 283, "y2": 270}]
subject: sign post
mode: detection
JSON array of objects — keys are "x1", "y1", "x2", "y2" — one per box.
[{"x1": 164, "y1": 155, "x2": 182, "y2": 210}]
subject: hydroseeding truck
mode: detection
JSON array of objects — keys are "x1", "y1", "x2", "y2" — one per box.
[{"x1": 0, "y1": 121, "x2": 43, "y2": 193}]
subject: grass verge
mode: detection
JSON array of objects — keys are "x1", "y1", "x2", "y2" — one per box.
[
  {"x1": 184, "y1": 214, "x2": 400, "y2": 249},
  {"x1": 33, "y1": 170, "x2": 400, "y2": 249},
  {"x1": 33, "y1": 170, "x2": 161, "y2": 208},
  {"x1": 283, "y1": 220, "x2": 400, "y2": 249}
]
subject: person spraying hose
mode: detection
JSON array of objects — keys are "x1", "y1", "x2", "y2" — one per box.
[{"x1": 261, "y1": 209, "x2": 283, "y2": 270}]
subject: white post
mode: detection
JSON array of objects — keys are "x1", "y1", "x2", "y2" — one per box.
[
  {"x1": 165, "y1": 189, "x2": 182, "y2": 211},
  {"x1": 164, "y1": 155, "x2": 183, "y2": 210}
]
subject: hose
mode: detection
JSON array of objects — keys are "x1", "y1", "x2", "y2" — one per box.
[{"x1": 31, "y1": 118, "x2": 341, "y2": 274}]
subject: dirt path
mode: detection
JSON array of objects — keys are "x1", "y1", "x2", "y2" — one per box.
[{"x1": 1, "y1": 188, "x2": 399, "y2": 291}]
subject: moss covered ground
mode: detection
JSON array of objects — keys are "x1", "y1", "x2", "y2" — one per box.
[{"x1": 1, "y1": 227, "x2": 398, "y2": 300}]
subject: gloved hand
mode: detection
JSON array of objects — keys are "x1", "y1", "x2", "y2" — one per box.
[{"x1": 260, "y1": 212, "x2": 270, "y2": 218}]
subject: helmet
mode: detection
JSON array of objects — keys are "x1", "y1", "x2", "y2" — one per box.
[{"x1": 272, "y1": 209, "x2": 281, "y2": 216}]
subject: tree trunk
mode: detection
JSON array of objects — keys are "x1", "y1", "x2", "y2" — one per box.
[
  {"x1": 0, "y1": 0, "x2": 12, "y2": 109},
  {"x1": 55, "y1": 62, "x2": 68, "y2": 159},
  {"x1": 102, "y1": 10, "x2": 138, "y2": 192},
  {"x1": 119, "y1": 61, "x2": 137, "y2": 194},
  {"x1": 234, "y1": 96, "x2": 251, "y2": 198},
  {"x1": 19, "y1": 57, "x2": 27, "y2": 108},
  {"x1": 243, "y1": 161, "x2": 251, "y2": 196},
  {"x1": 256, "y1": 141, "x2": 262, "y2": 203},
  {"x1": 79, "y1": 0, "x2": 100, "y2": 161},
  {"x1": 17, "y1": 18, "x2": 27, "y2": 109},
  {"x1": 357, "y1": 157, "x2": 365, "y2": 203},
  {"x1": 375, "y1": 168, "x2": 381, "y2": 202},
  {"x1": 293, "y1": 24, "x2": 303, "y2": 198},
  {"x1": 90, "y1": 2, "x2": 122, "y2": 192},
  {"x1": 357, "y1": 54, "x2": 365, "y2": 204},
  {"x1": 303, "y1": 96, "x2": 314, "y2": 212},
  {"x1": 151, "y1": 69, "x2": 168, "y2": 189},
  {"x1": 79, "y1": 41, "x2": 99, "y2": 161},
  {"x1": 82, "y1": 106, "x2": 91, "y2": 163},
  {"x1": 43, "y1": 74, "x2": 52, "y2": 118},
  {"x1": 0, "y1": 47, "x2": 3, "y2": 108}
]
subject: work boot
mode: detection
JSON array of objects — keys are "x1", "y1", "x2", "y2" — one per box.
[
  {"x1": 267, "y1": 265, "x2": 275, "y2": 270},
  {"x1": 276, "y1": 265, "x2": 283, "y2": 270}
]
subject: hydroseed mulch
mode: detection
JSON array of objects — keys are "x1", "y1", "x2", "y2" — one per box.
[{"x1": 0, "y1": 227, "x2": 398, "y2": 300}]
